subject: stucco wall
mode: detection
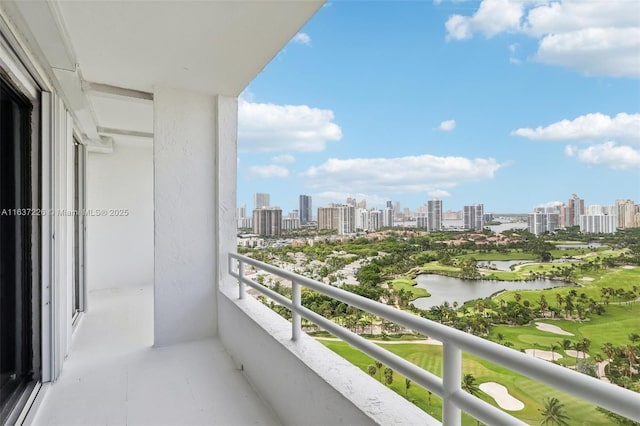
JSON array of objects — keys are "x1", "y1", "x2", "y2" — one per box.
[
  {"x1": 218, "y1": 288, "x2": 436, "y2": 426},
  {"x1": 153, "y1": 87, "x2": 217, "y2": 346},
  {"x1": 86, "y1": 138, "x2": 153, "y2": 291}
]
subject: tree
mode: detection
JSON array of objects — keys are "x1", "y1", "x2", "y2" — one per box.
[
  {"x1": 375, "y1": 360, "x2": 383, "y2": 382},
  {"x1": 384, "y1": 367, "x2": 394, "y2": 386},
  {"x1": 367, "y1": 364, "x2": 377, "y2": 379},
  {"x1": 539, "y1": 397, "x2": 570, "y2": 426},
  {"x1": 549, "y1": 343, "x2": 560, "y2": 362},
  {"x1": 461, "y1": 373, "x2": 481, "y2": 397},
  {"x1": 405, "y1": 378, "x2": 411, "y2": 397}
]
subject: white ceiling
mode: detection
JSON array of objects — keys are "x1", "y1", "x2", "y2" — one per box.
[
  {"x1": 11, "y1": 0, "x2": 323, "y2": 141},
  {"x1": 56, "y1": 0, "x2": 323, "y2": 96}
]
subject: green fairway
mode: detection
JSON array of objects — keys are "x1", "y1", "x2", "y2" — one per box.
[
  {"x1": 389, "y1": 277, "x2": 430, "y2": 299},
  {"x1": 320, "y1": 339, "x2": 614, "y2": 425},
  {"x1": 490, "y1": 304, "x2": 640, "y2": 360}
]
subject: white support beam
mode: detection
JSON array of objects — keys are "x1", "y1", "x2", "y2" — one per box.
[{"x1": 153, "y1": 86, "x2": 217, "y2": 346}]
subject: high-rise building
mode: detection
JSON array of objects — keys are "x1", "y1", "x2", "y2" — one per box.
[
  {"x1": 237, "y1": 204, "x2": 253, "y2": 229},
  {"x1": 369, "y1": 210, "x2": 382, "y2": 231},
  {"x1": 252, "y1": 207, "x2": 282, "y2": 236},
  {"x1": 382, "y1": 207, "x2": 394, "y2": 228},
  {"x1": 528, "y1": 207, "x2": 559, "y2": 235},
  {"x1": 299, "y1": 195, "x2": 312, "y2": 224},
  {"x1": 317, "y1": 204, "x2": 355, "y2": 235},
  {"x1": 427, "y1": 199, "x2": 442, "y2": 231},
  {"x1": 580, "y1": 212, "x2": 617, "y2": 234},
  {"x1": 254, "y1": 193, "x2": 270, "y2": 210},
  {"x1": 568, "y1": 194, "x2": 584, "y2": 227},
  {"x1": 615, "y1": 199, "x2": 639, "y2": 229},
  {"x1": 463, "y1": 204, "x2": 484, "y2": 231}
]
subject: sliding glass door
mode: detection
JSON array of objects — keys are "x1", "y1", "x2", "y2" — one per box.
[{"x1": 0, "y1": 72, "x2": 40, "y2": 424}]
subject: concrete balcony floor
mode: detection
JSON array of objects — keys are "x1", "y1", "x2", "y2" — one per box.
[{"x1": 30, "y1": 286, "x2": 281, "y2": 426}]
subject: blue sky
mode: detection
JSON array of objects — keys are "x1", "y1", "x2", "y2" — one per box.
[{"x1": 237, "y1": 0, "x2": 640, "y2": 215}]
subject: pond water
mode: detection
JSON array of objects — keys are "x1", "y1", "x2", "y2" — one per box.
[{"x1": 411, "y1": 274, "x2": 574, "y2": 310}]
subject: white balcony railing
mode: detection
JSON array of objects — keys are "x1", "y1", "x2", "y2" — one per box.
[{"x1": 229, "y1": 253, "x2": 640, "y2": 426}]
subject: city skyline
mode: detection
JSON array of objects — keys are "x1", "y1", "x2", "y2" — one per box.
[{"x1": 237, "y1": 1, "x2": 639, "y2": 214}]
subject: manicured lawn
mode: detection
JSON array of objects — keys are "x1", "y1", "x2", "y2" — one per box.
[
  {"x1": 490, "y1": 303, "x2": 640, "y2": 360},
  {"x1": 390, "y1": 277, "x2": 430, "y2": 299},
  {"x1": 495, "y1": 265, "x2": 639, "y2": 307},
  {"x1": 460, "y1": 252, "x2": 538, "y2": 261},
  {"x1": 320, "y1": 339, "x2": 614, "y2": 425}
]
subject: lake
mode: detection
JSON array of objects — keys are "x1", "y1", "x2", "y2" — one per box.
[{"x1": 411, "y1": 274, "x2": 574, "y2": 309}]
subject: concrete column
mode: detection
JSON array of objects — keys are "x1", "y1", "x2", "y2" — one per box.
[
  {"x1": 215, "y1": 96, "x2": 238, "y2": 292},
  {"x1": 153, "y1": 86, "x2": 218, "y2": 346}
]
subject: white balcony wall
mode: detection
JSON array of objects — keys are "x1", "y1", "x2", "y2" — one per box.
[
  {"x1": 219, "y1": 289, "x2": 433, "y2": 426},
  {"x1": 86, "y1": 139, "x2": 154, "y2": 291},
  {"x1": 153, "y1": 87, "x2": 218, "y2": 346}
]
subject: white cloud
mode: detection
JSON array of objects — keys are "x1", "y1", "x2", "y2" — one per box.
[
  {"x1": 443, "y1": 0, "x2": 640, "y2": 78},
  {"x1": 313, "y1": 192, "x2": 387, "y2": 208},
  {"x1": 564, "y1": 145, "x2": 577, "y2": 157},
  {"x1": 512, "y1": 113, "x2": 640, "y2": 144},
  {"x1": 535, "y1": 28, "x2": 640, "y2": 78},
  {"x1": 428, "y1": 189, "x2": 452, "y2": 198},
  {"x1": 302, "y1": 154, "x2": 504, "y2": 194},
  {"x1": 292, "y1": 32, "x2": 312, "y2": 46},
  {"x1": 445, "y1": 0, "x2": 527, "y2": 41},
  {"x1": 238, "y1": 99, "x2": 342, "y2": 153},
  {"x1": 509, "y1": 43, "x2": 521, "y2": 64},
  {"x1": 567, "y1": 142, "x2": 640, "y2": 170},
  {"x1": 536, "y1": 201, "x2": 564, "y2": 208},
  {"x1": 248, "y1": 165, "x2": 290, "y2": 178},
  {"x1": 439, "y1": 119, "x2": 456, "y2": 131},
  {"x1": 272, "y1": 154, "x2": 296, "y2": 164}
]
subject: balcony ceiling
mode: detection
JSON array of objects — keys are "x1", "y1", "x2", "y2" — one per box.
[{"x1": 10, "y1": 0, "x2": 323, "y2": 141}]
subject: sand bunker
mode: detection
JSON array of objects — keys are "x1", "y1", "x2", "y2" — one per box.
[
  {"x1": 580, "y1": 277, "x2": 595, "y2": 281},
  {"x1": 479, "y1": 382, "x2": 524, "y2": 411},
  {"x1": 525, "y1": 349, "x2": 563, "y2": 361},
  {"x1": 623, "y1": 265, "x2": 635, "y2": 270},
  {"x1": 565, "y1": 350, "x2": 590, "y2": 358},
  {"x1": 535, "y1": 322, "x2": 574, "y2": 336}
]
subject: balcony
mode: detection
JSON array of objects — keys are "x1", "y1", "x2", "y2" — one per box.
[
  {"x1": 1, "y1": 1, "x2": 639, "y2": 425},
  {"x1": 27, "y1": 255, "x2": 640, "y2": 425},
  {"x1": 29, "y1": 286, "x2": 281, "y2": 426}
]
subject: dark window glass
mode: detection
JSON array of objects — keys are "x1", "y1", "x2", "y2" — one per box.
[{"x1": 0, "y1": 75, "x2": 36, "y2": 423}]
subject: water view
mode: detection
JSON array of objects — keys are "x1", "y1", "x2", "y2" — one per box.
[{"x1": 412, "y1": 274, "x2": 574, "y2": 309}]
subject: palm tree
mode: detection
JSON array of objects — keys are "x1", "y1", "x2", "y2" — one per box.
[
  {"x1": 539, "y1": 397, "x2": 570, "y2": 425},
  {"x1": 601, "y1": 342, "x2": 615, "y2": 360},
  {"x1": 384, "y1": 367, "x2": 394, "y2": 386},
  {"x1": 367, "y1": 364, "x2": 377, "y2": 379},
  {"x1": 404, "y1": 378, "x2": 411, "y2": 397},
  {"x1": 375, "y1": 360, "x2": 383, "y2": 382},
  {"x1": 549, "y1": 343, "x2": 560, "y2": 362},
  {"x1": 461, "y1": 373, "x2": 481, "y2": 397},
  {"x1": 622, "y1": 345, "x2": 638, "y2": 378},
  {"x1": 427, "y1": 390, "x2": 432, "y2": 406}
]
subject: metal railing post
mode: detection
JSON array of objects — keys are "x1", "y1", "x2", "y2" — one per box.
[
  {"x1": 442, "y1": 342, "x2": 462, "y2": 426},
  {"x1": 238, "y1": 260, "x2": 245, "y2": 299},
  {"x1": 291, "y1": 280, "x2": 301, "y2": 341}
]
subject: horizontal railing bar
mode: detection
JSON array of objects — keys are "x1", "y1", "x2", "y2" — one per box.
[
  {"x1": 452, "y1": 389, "x2": 527, "y2": 426},
  {"x1": 233, "y1": 269, "x2": 447, "y2": 396},
  {"x1": 297, "y1": 300, "x2": 447, "y2": 397},
  {"x1": 230, "y1": 253, "x2": 640, "y2": 422},
  {"x1": 233, "y1": 264, "x2": 519, "y2": 425}
]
